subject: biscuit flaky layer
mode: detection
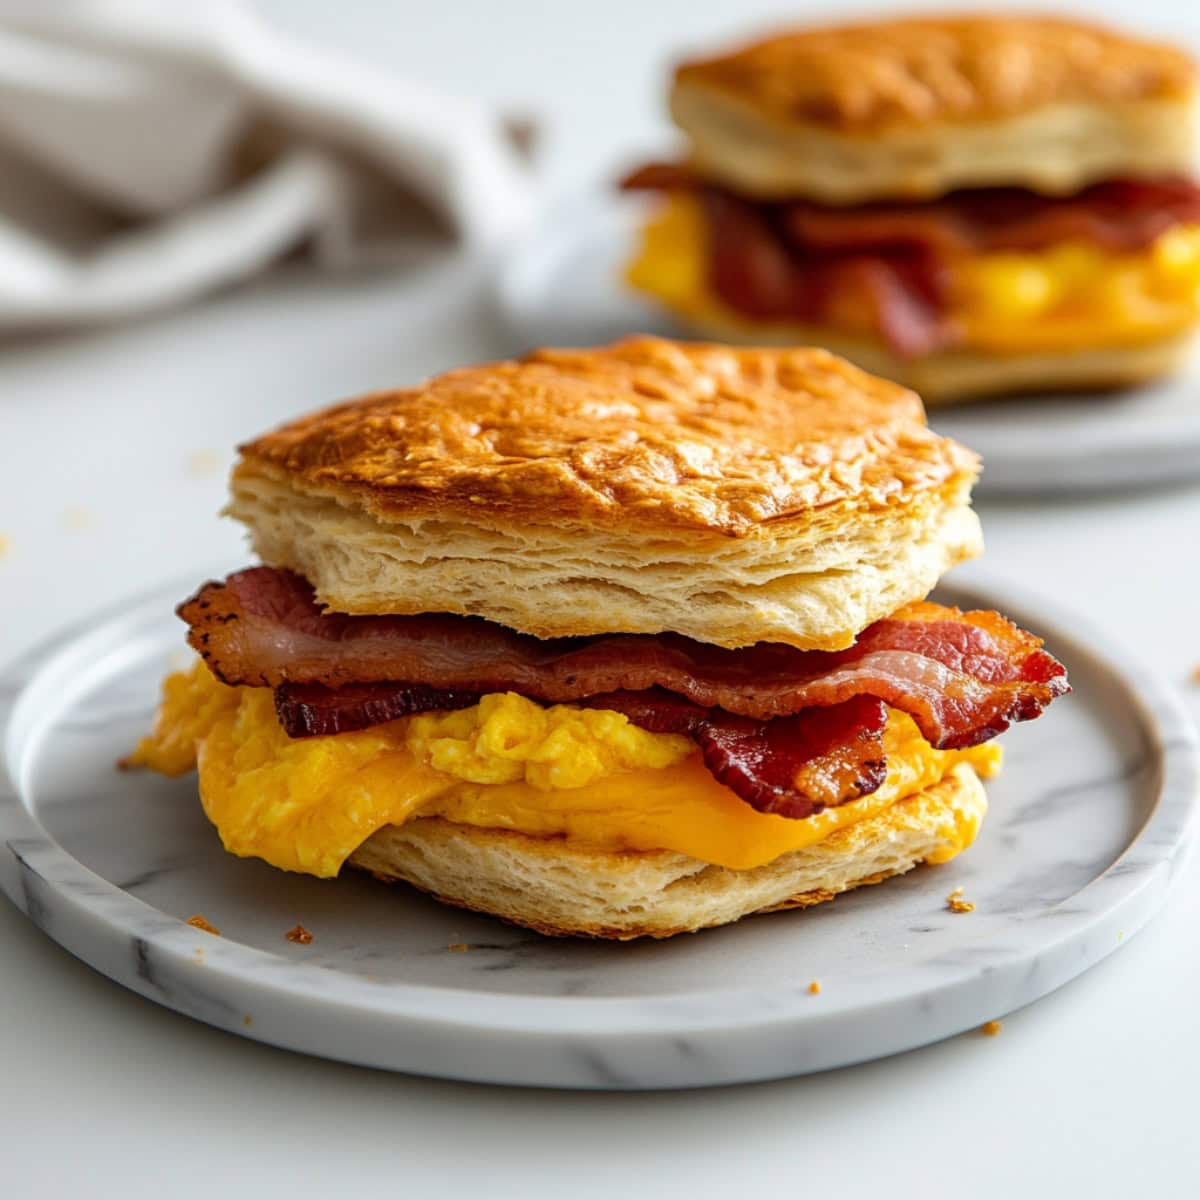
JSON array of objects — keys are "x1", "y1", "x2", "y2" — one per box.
[
  {"x1": 671, "y1": 15, "x2": 1198, "y2": 202},
  {"x1": 347, "y1": 763, "x2": 988, "y2": 939},
  {"x1": 230, "y1": 336, "x2": 981, "y2": 649}
]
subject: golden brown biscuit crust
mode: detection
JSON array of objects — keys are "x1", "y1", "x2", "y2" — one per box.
[
  {"x1": 675, "y1": 15, "x2": 1196, "y2": 133},
  {"x1": 236, "y1": 336, "x2": 975, "y2": 538}
]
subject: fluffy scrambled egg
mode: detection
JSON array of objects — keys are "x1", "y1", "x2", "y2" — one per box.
[
  {"x1": 629, "y1": 194, "x2": 1200, "y2": 353},
  {"x1": 128, "y1": 660, "x2": 1000, "y2": 878},
  {"x1": 405, "y1": 697, "x2": 691, "y2": 789}
]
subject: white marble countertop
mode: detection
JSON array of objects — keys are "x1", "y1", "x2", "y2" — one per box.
[{"x1": 3, "y1": 1, "x2": 1200, "y2": 1195}]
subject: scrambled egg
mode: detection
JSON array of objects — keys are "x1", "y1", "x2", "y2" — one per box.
[
  {"x1": 629, "y1": 193, "x2": 1200, "y2": 353},
  {"x1": 129, "y1": 660, "x2": 1000, "y2": 878},
  {"x1": 958, "y1": 228, "x2": 1200, "y2": 351},
  {"x1": 405, "y1": 696, "x2": 691, "y2": 789}
]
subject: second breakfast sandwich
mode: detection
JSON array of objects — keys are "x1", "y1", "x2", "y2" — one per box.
[
  {"x1": 624, "y1": 15, "x2": 1200, "y2": 402},
  {"x1": 131, "y1": 337, "x2": 1066, "y2": 938}
]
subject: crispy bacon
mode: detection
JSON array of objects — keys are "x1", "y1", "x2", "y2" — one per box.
[
  {"x1": 275, "y1": 681, "x2": 480, "y2": 738},
  {"x1": 180, "y1": 568, "x2": 1068, "y2": 752},
  {"x1": 581, "y1": 690, "x2": 889, "y2": 818},
  {"x1": 700, "y1": 190, "x2": 952, "y2": 358},
  {"x1": 623, "y1": 165, "x2": 1200, "y2": 255},
  {"x1": 274, "y1": 680, "x2": 888, "y2": 820},
  {"x1": 621, "y1": 162, "x2": 698, "y2": 192},
  {"x1": 779, "y1": 179, "x2": 1200, "y2": 257},
  {"x1": 622, "y1": 165, "x2": 1200, "y2": 355}
]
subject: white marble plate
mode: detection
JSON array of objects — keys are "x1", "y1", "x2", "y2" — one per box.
[
  {"x1": 1, "y1": 575, "x2": 1196, "y2": 1089},
  {"x1": 495, "y1": 194, "x2": 1200, "y2": 495}
]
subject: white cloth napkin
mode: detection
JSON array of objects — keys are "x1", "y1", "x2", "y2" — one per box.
[{"x1": 0, "y1": 0, "x2": 534, "y2": 329}]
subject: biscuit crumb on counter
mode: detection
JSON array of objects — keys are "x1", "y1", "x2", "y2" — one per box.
[
  {"x1": 946, "y1": 886, "x2": 975, "y2": 914},
  {"x1": 285, "y1": 924, "x2": 313, "y2": 945},
  {"x1": 980, "y1": 1020, "x2": 1003, "y2": 1037},
  {"x1": 807, "y1": 980, "x2": 821, "y2": 995},
  {"x1": 243, "y1": 1015, "x2": 253, "y2": 1027},
  {"x1": 61, "y1": 506, "x2": 94, "y2": 531},
  {"x1": 187, "y1": 449, "x2": 222, "y2": 478},
  {"x1": 1191, "y1": 664, "x2": 1200, "y2": 685},
  {"x1": 448, "y1": 942, "x2": 470, "y2": 952},
  {"x1": 187, "y1": 914, "x2": 220, "y2": 936}
]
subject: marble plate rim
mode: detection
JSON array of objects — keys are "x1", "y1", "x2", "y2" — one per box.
[
  {"x1": 1, "y1": 572, "x2": 1198, "y2": 1083},
  {"x1": 493, "y1": 191, "x2": 1200, "y2": 496}
]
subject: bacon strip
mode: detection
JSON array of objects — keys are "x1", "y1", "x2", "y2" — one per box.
[
  {"x1": 275, "y1": 681, "x2": 480, "y2": 738},
  {"x1": 583, "y1": 690, "x2": 889, "y2": 818},
  {"x1": 275, "y1": 681, "x2": 888, "y2": 820},
  {"x1": 623, "y1": 165, "x2": 1200, "y2": 256},
  {"x1": 700, "y1": 190, "x2": 952, "y2": 358},
  {"x1": 780, "y1": 178, "x2": 1200, "y2": 257},
  {"x1": 181, "y1": 568, "x2": 1068, "y2": 752}
]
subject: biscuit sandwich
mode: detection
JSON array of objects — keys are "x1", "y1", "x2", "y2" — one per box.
[
  {"x1": 623, "y1": 15, "x2": 1200, "y2": 403},
  {"x1": 129, "y1": 336, "x2": 1067, "y2": 938}
]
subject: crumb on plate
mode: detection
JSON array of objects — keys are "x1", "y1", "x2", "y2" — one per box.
[
  {"x1": 980, "y1": 1020, "x2": 1003, "y2": 1037},
  {"x1": 807, "y1": 980, "x2": 821, "y2": 995},
  {"x1": 187, "y1": 449, "x2": 222, "y2": 478},
  {"x1": 947, "y1": 886, "x2": 975, "y2": 914},
  {"x1": 286, "y1": 924, "x2": 313, "y2": 944},
  {"x1": 448, "y1": 942, "x2": 470, "y2": 952},
  {"x1": 187, "y1": 914, "x2": 221, "y2": 936}
]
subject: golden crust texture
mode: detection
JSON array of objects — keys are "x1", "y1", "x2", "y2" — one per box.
[
  {"x1": 235, "y1": 336, "x2": 973, "y2": 537},
  {"x1": 346, "y1": 763, "x2": 988, "y2": 939},
  {"x1": 230, "y1": 337, "x2": 980, "y2": 649},
  {"x1": 675, "y1": 15, "x2": 1195, "y2": 133},
  {"x1": 671, "y1": 16, "x2": 1198, "y2": 202}
]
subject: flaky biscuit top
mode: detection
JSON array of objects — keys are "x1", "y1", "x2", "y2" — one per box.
[
  {"x1": 235, "y1": 336, "x2": 977, "y2": 538},
  {"x1": 674, "y1": 14, "x2": 1197, "y2": 134}
]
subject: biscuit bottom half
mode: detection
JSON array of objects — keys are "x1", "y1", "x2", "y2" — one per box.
[
  {"x1": 129, "y1": 662, "x2": 999, "y2": 939},
  {"x1": 349, "y1": 766, "x2": 987, "y2": 939}
]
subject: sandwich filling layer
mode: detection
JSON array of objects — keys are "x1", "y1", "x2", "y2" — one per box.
[
  {"x1": 624, "y1": 178, "x2": 1200, "y2": 357},
  {"x1": 130, "y1": 566, "x2": 1066, "y2": 878},
  {"x1": 175, "y1": 566, "x2": 1065, "y2": 815},
  {"x1": 129, "y1": 658, "x2": 1000, "y2": 876}
]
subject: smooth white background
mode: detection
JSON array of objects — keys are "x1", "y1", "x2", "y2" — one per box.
[{"x1": 3, "y1": 1, "x2": 1200, "y2": 1195}]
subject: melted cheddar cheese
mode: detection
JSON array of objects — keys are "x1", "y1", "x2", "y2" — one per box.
[
  {"x1": 129, "y1": 660, "x2": 1000, "y2": 877},
  {"x1": 629, "y1": 194, "x2": 1200, "y2": 354}
]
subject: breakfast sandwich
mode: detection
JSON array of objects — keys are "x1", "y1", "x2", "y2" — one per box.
[
  {"x1": 128, "y1": 336, "x2": 1067, "y2": 938},
  {"x1": 622, "y1": 15, "x2": 1200, "y2": 403}
]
